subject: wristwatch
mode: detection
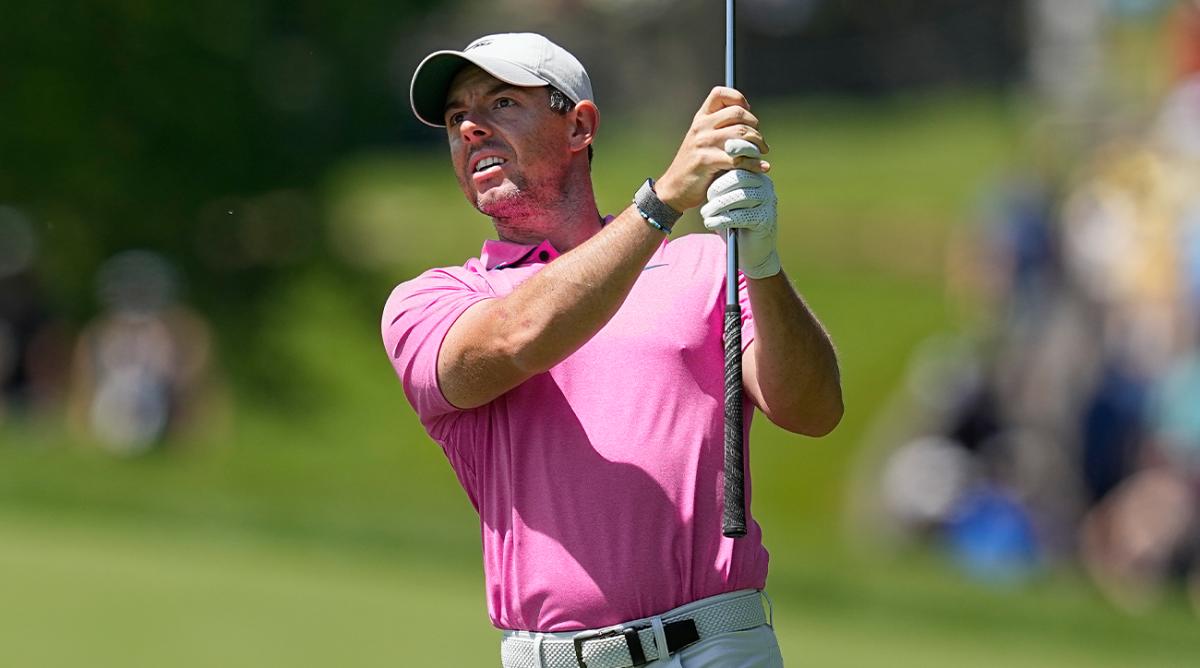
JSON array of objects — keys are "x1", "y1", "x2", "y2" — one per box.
[{"x1": 634, "y1": 178, "x2": 683, "y2": 234}]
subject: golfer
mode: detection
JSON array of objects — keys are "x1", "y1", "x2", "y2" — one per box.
[{"x1": 384, "y1": 33, "x2": 842, "y2": 667}]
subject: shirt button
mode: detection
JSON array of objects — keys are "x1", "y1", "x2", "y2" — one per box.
[{"x1": 538, "y1": 251, "x2": 550, "y2": 261}]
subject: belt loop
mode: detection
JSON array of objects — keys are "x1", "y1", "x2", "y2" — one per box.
[
  {"x1": 533, "y1": 634, "x2": 545, "y2": 668},
  {"x1": 650, "y1": 616, "x2": 669, "y2": 661},
  {"x1": 760, "y1": 589, "x2": 775, "y2": 628}
]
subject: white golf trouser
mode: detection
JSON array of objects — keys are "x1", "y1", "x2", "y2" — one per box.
[
  {"x1": 499, "y1": 590, "x2": 784, "y2": 668},
  {"x1": 650, "y1": 624, "x2": 782, "y2": 667}
]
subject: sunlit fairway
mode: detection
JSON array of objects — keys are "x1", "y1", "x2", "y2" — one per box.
[{"x1": 4, "y1": 508, "x2": 1198, "y2": 667}]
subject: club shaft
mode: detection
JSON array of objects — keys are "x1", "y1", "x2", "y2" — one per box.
[
  {"x1": 724, "y1": 0, "x2": 737, "y2": 309},
  {"x1": 726, "y1": 0, "x2": 735, "y2": 90},
  {"x1": 722, "y1": 0, "x2": 747, "y2": 539}
]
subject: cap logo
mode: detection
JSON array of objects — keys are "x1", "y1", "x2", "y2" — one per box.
[{"x1": 465, "y1": 38, "x2": 492, "y2": 51}]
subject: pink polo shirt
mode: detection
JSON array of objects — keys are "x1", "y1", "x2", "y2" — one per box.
[{"x1": 381, "y1": 231, "x2": 767, "y2": 632}]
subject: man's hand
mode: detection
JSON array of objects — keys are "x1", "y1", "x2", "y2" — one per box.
[
  {"x1": 701, "y1": 144, "x2": 779, "y2": 279},
  {"x1": 655, "y1": 87, "x2": 770, "y2": 212}
]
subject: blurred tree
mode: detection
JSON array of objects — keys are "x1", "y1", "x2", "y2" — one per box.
[
  {"x1": 739, "y1": 0, "x2": 1026, "y2": 97},
  {"x1": 0, "y1": 0, "x2": 440, "y2": 319},
  {"x1": 0, "y1": 0, "x2": 446, "y2": 398}
]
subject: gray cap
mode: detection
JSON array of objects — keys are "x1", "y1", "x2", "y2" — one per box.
[{"x1": 409, "y1": 32, "x2": 594, "y2": 128}]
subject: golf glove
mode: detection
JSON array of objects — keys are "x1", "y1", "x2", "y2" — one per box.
[{"x1": 701, "y1": 139, "x2": 780, "y2": 279}]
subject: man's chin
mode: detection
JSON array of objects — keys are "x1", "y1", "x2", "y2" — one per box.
[{"x1": 475, "y1": 183, "x2": 530, "y2": 217}]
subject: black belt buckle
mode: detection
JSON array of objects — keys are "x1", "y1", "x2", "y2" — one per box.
[
  {"x1": 572, "y1": 625, "x2": 649, "y2": 668},
  {"x1": 662, "y1": 618, "x2": 700, "y2": 653},
  {"x1": 572, "y1": 616, "x2": 701, "y2": 668}
]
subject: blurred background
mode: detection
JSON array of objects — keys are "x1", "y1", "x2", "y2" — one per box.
[{"x1": 3, "y1": 0, "x2": 1199, "y2": 665}]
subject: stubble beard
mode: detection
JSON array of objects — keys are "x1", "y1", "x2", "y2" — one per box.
[
  {"x1": 476, "y1": 180, "x2": 535, "y2": 219},
  {"x1": 476, "y1": 171, "x2": 567, "y2": 243}
]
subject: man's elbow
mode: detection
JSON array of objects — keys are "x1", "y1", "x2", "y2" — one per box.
[
  {"x1": 489, "y1": 304, "x2": 552, "y2": 376},
  {"x1": 773, "y1": 391, "x2": 843, "y2": 437},
  {"x1": 507, "y1": 326, "x2": 559, "y2": 376},
  {"x1": 803, "y1": 394, "x2": 844, "y2": 437}
]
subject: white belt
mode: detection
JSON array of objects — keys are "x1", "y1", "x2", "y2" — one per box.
[{"x1": 500, "y1": 590, "x2": 769, "y2": 668}]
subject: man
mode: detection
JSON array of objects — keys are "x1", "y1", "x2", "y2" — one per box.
[{"x1": 384, "y1": 32, "x2": 842, "y2": 667}]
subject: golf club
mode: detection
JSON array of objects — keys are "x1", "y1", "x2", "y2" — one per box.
[{"x1": 722, "y1": 0, "x2": 747, "y2": 539}]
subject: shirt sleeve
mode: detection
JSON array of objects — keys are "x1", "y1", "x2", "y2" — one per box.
[{"x1": 381, "y1": 268, "x2": 493, "y2": 423}]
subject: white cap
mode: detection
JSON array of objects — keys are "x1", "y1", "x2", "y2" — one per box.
[{"x1": 409, "y1": 32, "x2": 594, "y2": 128}]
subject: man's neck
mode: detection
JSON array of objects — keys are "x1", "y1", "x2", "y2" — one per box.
[{"x1": 491, "y1": 171, "x2": 603, "y2": 253}]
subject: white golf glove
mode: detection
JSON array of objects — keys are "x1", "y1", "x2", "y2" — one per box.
[{"x1": 701, "y1": 139, "x2": 780, "y2": 279}]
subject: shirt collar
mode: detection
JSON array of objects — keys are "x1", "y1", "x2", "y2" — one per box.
[
  {"x1": 477, "y1": 217, "x2": 613, "y2": 270},
  {"x1": 479, "y1": 238, "x2": 561, "y2": 270}
]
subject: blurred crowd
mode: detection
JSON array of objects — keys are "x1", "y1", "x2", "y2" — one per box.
[
  {"x1": 871, "y1": 5, "x2": 1200, "y2": 616},
  {"x1": 0, "y1": 207, "x2": 68, "y2": 424},
  {"x1": 0, "y1": 213, "x2": 218, "y2": 454}
]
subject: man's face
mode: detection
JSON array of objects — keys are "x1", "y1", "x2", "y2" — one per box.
[{"x1": 442, "y1": 65, "x2": 573, "y2": 220}]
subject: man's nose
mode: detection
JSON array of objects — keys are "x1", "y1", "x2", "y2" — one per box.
[{"x1": 460, "y1": 117, "x2": 491, "y2": 142}]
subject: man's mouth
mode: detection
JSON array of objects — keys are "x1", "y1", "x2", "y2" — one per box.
[{"x1": 471, "y1": 155, "x2": 508, "y2": 178}]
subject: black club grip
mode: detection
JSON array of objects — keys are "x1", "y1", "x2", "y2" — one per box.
[{"x1": 723, "y1": 303, "x2": 747, "y2": 538}]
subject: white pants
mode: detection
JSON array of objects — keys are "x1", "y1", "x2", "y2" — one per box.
[{"x1": 500, "y1": 590, "x2": 784, "y2": 667}]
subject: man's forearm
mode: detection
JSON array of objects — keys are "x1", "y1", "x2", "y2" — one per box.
[
  {"x1": 439, "y1": 204, "x2": 665, "y2": 410},
  {"x1": 745, "y1": 271, "x2": 843, "y2": 435},
  {"x1": 492, "y1": 206, "x2": 662, "y2": 373}
]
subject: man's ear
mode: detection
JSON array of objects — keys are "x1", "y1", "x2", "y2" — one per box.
[{"x1": 568, "y1": 100, "x2": 599, "y2": 156}]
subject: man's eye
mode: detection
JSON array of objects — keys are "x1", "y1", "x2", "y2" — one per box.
[
  {"x1": 448, "y1": 111, "x2": 465, "y2": 125},
  {"x1": 494, "y1": 97, "x2": 514, "y2": 109}
]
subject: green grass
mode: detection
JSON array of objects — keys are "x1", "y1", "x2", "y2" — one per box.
[
  {"x1": 5, "y1": 93, "x2": 1194, "y2": 666},
  {"x1": 4, "y1": 507, "x2": 1197, "y2": 667},
  {"x1": 0, "y1": 508, "x2": 491, "y2": 667}
]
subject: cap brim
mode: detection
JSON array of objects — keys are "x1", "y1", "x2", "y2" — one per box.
[{"x1": 410, "y1": 51, "x2": 550, "y2": 128}]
